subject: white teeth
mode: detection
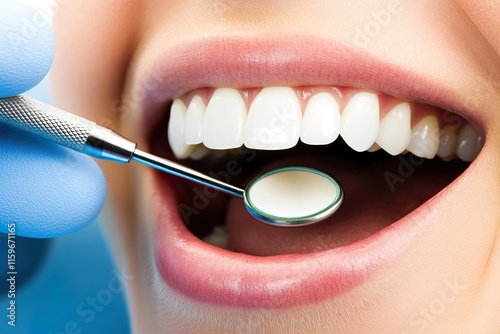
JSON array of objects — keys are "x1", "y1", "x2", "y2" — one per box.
[
  {"x1": 407, "y1": 115, "x2": 439, "y2": 159},
  {"x1": 203, "y1": 88, "x2": 247, "y2": 149},
  {"x1": 244, "y1": 87, "x2": 302, "y2": 150},
  {"x1": 300, "y1": 92, "x2": 340, "y2": 145},
  {"x1": 169, "y1": 87, "x2": 480, "y2": 164},
  {"x1": 184, "y1": 95, "x2": 206, "y2": 145},
  {"x1": 376, "y1": 103, "x2": 412, "y2": 156},
  {"x1": 340, "y1": 92, "x2": 380, "y2": 152},
  {"x1": 437, "y1": 125, "x2": 458, "y2": 160},
  {"x1": 168, "y1": 99, "x2": 194, "y2": 159},
  {"x1": 456, "y1": 124, "x2": 481, "y2": 162}
]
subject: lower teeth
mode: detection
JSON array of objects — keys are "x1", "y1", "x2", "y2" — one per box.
[{"x1": 202, "y1": 225, "x2": 231, "y2": 250}]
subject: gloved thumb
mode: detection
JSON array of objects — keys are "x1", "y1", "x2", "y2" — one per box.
[
  {"x1": 0, "y1": 124, "x2": 106, "y2": 238},
  {"x1": 0, "y1": 0, "x2": 55, "y2": 97}
]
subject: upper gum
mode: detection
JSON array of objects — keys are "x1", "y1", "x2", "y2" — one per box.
[{"x1": 177, "y1": 86, "x2": 453, "y2": 127}]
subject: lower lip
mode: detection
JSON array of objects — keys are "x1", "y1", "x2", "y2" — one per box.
[{"x1": 152, "y1": 170, "x2": 446, "y2": 309}]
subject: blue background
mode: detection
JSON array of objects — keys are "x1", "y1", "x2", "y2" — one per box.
[{"x1": 0, "y1": 78, "x2": 131, "y2": 334}]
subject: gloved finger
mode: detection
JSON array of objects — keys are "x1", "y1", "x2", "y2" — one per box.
[
  {"x1": 0, "y1": 124, "x2": 106, "y2": 238},
  {"x1": 0, "y1": 1, "x2": 55, "y2": 98}
]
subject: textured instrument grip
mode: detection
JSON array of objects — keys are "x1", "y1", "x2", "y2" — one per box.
[{"x1": 0, "y1": 95, "x2": 95, "y2": 152}]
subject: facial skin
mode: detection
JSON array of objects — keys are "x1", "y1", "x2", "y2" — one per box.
[{"x1": 51, "y1": 1, "x2": 500, "y2": 333}]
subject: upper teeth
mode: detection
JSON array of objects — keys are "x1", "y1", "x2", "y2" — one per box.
[
  {"x1": 205, "y1": 88, "x2": 247, "y2": 149},
  {"x1": 407, "y1": 115, "x2": 440, "y2": 159},
  {"x1": 376, "y1": 103, "x2": 411, "y2": 156},
  {"x1": 300, "y1": 92, "x2": 341, "y2": 145},
  {"x1": 340, "y1": 92, "x2": 380, "y2": 152},
  {"x1": 167, "y1": 87, "x2": 482, "y2": 162},
  {"x1": 244, "y1": 87, "x2": 302, "y2": 150}
]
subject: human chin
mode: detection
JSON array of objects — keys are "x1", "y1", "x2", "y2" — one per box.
[{"x1": 122, "y1": 34, "x2": 499, "y2": 333}]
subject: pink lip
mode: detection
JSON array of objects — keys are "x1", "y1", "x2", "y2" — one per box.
[
  {"x1": 153, "y1": 171, "x2": 452, "y2": 308},
  {"x1": 138, "y1": 35, "x2": 483, "y2": 137},
  {"x1": 138, "y1": 36, "x2": 481, "y2": 308}
]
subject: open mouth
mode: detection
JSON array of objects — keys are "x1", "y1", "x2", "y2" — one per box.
[
  {"x1": 154, "y1": 85, "x2": 477, "y2": 255},
  {"x1": 138, "y1": 37, "x2": 484, "y2": 308}
]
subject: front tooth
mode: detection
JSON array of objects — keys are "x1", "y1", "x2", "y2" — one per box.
[
  {"x1": 168, "y1": 99, "x2": 194, "y2": 159},
  {"x1": 376, "y1": 103, "x2": 411, "y2": 156},
  {"x1": 437, "y1": 125, "x2": 458, "y2": 160},
  {"x1": 407, "y1": 115, "x2": 439, "y2": 159},
  {"x1": 300, "y1": 92, "x2": 340, "y2": 145},
  {"x1": 456, "y1": 124, "x2": 481, "y2": 162},
  {"x1": 184, "y1": 95, "x2": 206, "y2": 145},
  {"x1": 203, "y1": 88, "x2": 247, "y2": 149},
  {"x1": 244, "y1": 87, "x2": 302, "y2": 150},
  {"x1": 202, "y1": 226, "x2": 230, "y2": 250},
  {"x1": 340, "y1": 92, "x2": 379, "y2": 152}
]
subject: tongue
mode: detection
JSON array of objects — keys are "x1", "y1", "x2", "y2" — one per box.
[{"x1": 225, "y1": 154, "x2": 465, "y2": 256}]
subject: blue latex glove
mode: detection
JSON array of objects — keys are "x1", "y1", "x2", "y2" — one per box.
[{"x1": 0, "y1": 1, "x2": 106, "y2": 238}]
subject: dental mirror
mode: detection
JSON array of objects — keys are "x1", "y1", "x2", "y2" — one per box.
[
  {"x1": 243, "y1": 167, "x2": 344, "y2": 227},
  {"x1": 0, "y1": 95, "x2": 344, "y2": 228},
  {"x1": 133, "y1": 149, "x2": 344, "y2": 227}
]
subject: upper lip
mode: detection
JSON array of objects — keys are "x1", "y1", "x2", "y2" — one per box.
[
  {"x1": 135, "y1": 35, "x2": 485, "y2": 308},
  {"x1": 136, "y1": 34, "x2": 486, "y2": 140}
]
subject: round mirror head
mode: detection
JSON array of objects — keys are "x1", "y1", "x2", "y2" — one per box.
[{"x1": 244, "y1": 167, "x2": 344, "y2": 227}]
